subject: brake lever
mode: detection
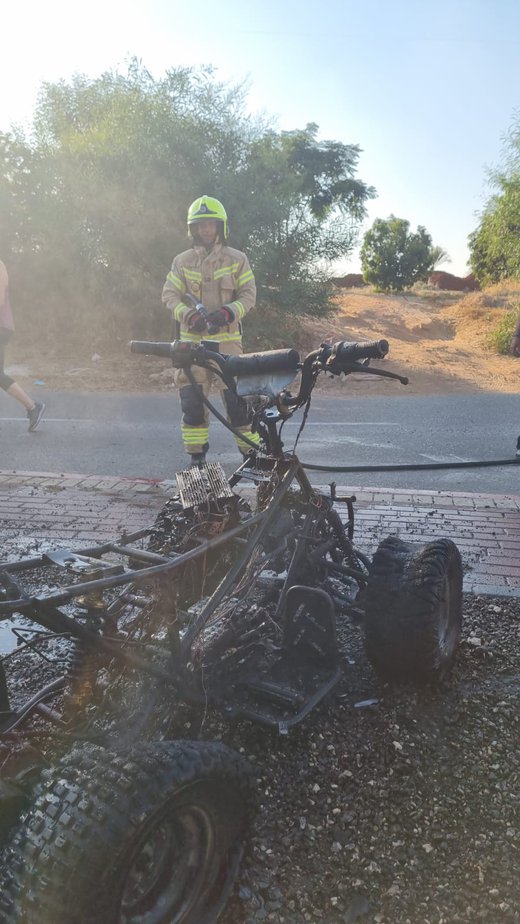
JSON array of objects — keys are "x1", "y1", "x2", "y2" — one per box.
[{"x1": 342, "y1": 363, "x2": 409, "y2": 385}]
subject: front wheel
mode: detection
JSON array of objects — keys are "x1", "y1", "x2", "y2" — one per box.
[
  {"x1": 364, "y1": 536, "x2": 463, "y2": 683},
  {"x1": 2, "y1": 740, "x2": 255, "y2": 924}
]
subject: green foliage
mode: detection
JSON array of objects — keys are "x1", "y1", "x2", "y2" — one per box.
[
  {"x1": 0, "y1": 62, "x2": 374, "y2": 346},
  {"x1": 469, "y1": 113, "x2": 520, "y2": 285},
  {"x1": 360, "y1": 216, "x2": 439, "y2": 292},
  {"x1": 469, "y1": 174, "x2": 520, "y2": 285},
  {"x1": 488, "y1": 306, "x2": 519, "y2": 354}
]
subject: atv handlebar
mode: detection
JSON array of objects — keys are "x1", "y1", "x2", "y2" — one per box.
[
  {"x1": 129, "y1": 339, "x2": 301, "y2": 376},
  {"x1": 129, "y1": 337, "x2": 404, "y2": 396},
  {"x1": 129, "y1": 338, "x2": 388, "y2": 370}
]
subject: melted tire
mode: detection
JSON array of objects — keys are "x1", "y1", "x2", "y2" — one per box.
[
  {"x1": 1, "y1": 740, "x2": 255, "y2": 924},
  {"x1": 364, "y1": 536, "x2": 463, "y2": 683}
]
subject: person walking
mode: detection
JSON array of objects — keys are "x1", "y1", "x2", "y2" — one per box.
[
  {"x1": 162, "y1": 195, "x2": 260, "y2": 466},
  {"x1": 0, "y1": 260, "x2": 45, "y2": 431}
]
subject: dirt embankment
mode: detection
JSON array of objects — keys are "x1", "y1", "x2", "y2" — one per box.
[
  {"x1": 7, "y1": 282, "x2": 520, "y2": 397},
  {"x1": 302, "y1": 281, "x2": 520, "y2": 397}
]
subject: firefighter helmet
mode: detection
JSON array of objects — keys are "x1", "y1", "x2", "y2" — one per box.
[{"x1": 187, "y1": 196, "x2": 228, "y2": 239}]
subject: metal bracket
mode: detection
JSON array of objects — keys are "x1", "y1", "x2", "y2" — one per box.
[{"x1": 43, "y1": 550, "x2": 125, "y2": 578}]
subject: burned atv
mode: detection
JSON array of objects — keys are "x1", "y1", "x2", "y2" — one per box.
[{"x1": 0, "y1": 336, "x2": 463, "y2": 923}]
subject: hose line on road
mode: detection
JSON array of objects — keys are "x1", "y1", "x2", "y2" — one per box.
[
  {"x1": 301, "y1": 457, "x2": 520, "y2": 473},
  {"x1": 186, "y1": 373, "x2": 520, "y2": 476}
]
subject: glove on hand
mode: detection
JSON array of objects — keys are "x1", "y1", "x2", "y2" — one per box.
[
  {"x1": 187, "y1": 309, "x2": 208, "y2": 332},
  {"x1": 206, "y1": 306, "x2": 235, "y2": 328}
]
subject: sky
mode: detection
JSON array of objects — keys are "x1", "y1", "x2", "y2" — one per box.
[{"x1": 2, "y1": 0, "x2": 520, "y2": 276}]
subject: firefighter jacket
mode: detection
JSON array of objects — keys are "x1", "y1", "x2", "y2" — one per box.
[{"x1": 162, "y1": 243, "x2": 255, "y2": 355}]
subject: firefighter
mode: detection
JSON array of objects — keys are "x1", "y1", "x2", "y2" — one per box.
[{"x1": 162, "y1": 195, "x2": 261, "y2": 466}]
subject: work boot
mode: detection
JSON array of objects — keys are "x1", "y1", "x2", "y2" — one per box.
[
  {"x1": 27, "y1": 402, "x2": 45, "y2": 432},
  {"x1": 189, "y1": 452, "x2": 207, "y2": 469}
]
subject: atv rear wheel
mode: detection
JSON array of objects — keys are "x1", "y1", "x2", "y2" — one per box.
[
  {"x1": 2, "y1": 739, "x2": 254, "y2": 924},
  {"x1": 364, "y1": 536, "x2": 463, "y2": 683}
]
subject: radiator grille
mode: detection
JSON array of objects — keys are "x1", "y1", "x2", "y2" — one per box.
[{"x1": 176, "y1": 462, "x2": 235, "y2": 509}]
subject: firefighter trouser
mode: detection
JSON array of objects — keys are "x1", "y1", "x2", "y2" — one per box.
[{"x1": 175, "y1": 364, "x2": 260, "y2": 456}]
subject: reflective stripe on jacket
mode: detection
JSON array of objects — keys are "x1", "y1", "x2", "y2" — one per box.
[{"x1": 161, "y1": 243, "x2": 255, "y2": 351}]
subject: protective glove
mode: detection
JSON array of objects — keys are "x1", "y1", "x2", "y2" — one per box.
[
  {"x1": 205, "y1": 306, "x2": 235, "y2": 328},
  {"x1": 186, "y1": 309, "x2": 208, "y2": 332}
]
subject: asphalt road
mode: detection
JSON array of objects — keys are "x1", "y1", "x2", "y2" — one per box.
[{"x1": 1, "y1": 389, "x2": 519, "y2": 493}]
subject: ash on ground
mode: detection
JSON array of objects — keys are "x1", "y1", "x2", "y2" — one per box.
[{"x1": 215, "y1": 592, "x2": 520, "y2": 924}]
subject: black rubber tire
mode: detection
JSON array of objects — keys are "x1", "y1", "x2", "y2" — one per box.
[
  {"x1": 1, "y1": 739, "x2": 255, "y2": 924},
  {"x1": 364, "y1": 536, "x2": 463, "y2": 683}
]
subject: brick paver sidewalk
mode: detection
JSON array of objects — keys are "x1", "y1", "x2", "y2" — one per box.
[{"x1": 1, "y1": 470, "x2": 520, "y2": 597}]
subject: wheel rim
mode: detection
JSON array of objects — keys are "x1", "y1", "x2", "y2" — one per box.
[{"x1": 119, "y1": 800, "x2": 217, "y2": 924}]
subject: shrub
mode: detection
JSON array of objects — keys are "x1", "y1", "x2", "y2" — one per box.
[{"x1": 488, "y1": 306, "x2": 519, "y2": 354}]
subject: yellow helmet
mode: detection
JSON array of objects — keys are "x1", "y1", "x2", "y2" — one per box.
[{"x1": 187, "y1": 195, "x2": 228, "y2": 239}]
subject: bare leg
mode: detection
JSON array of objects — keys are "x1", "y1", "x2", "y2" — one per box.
[{"x1": 6, "y1": 381, "x2": 36, "y2": 411}]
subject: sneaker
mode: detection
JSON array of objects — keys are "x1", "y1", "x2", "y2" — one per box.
[
  {"x1": 516, "y1": 436, "x2": 520, "y2": 458},
  {"x1": 27, "y1": 402, "x2": 45, "y2": 432},
  {"x1": 189, "y1": 452, "x2": 207, "y2": 468}
]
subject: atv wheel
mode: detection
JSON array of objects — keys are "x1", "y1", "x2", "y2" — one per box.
[
  {"x1": 2, "y1": 740, "x2": 255, "y2": 924},
  {"x1": 364, "y1": 536, "x2": 463, "y2": 683}
]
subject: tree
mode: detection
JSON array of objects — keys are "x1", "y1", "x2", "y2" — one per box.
[
  {"x1": 469, "y1": 174, "x2": 520, "y2": 285},
  {"x1": 469, "y1": 111, "x2": 520, "y2": 285},
  {"x1": 234, "y1": 123, "x2": 375, "y2": 321},
  {"x1": 360, "y1": 216, "x2": 441, "y2": 292},
  {"x1": 0, "y1": 63, "x2": 374, "y2": 348}
]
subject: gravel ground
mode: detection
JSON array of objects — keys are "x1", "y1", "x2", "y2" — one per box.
[
  {"x1": 1, "y1": 582, "x2": 519, "y2": 923},
  {"x1": 214, "y1": 592, "x2": 520, "y2": 924}
]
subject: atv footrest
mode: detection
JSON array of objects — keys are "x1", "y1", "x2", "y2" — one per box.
[
  {"x1": 221, "y1": 586, "x2": 341, "y2": 732},
  {"x1": 243, "y1": 678, "x2": 305, "y2": 707},
  {"x1": 229, "y1": 662, "x2": 341, "y2": 733}
]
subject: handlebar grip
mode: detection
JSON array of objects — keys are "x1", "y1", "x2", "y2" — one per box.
[
  {"x1": 129, "y1": 341, "x2": 174, "y2": 358},
  {"x1": 326, "y1": 339, "x2": 389, "y2": 371},
  {"x1": 339, "y1": 339, "x2": 389, "y2": 361}
]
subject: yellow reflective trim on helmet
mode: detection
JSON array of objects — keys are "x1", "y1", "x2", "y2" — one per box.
[{"x1": 187, "y1": 196, "x2": 228, "y2": 238}]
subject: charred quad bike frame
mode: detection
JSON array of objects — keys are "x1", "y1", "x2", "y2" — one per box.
[{"x1": 0, "y1": 337, "x2": 464, "y2": 923}]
